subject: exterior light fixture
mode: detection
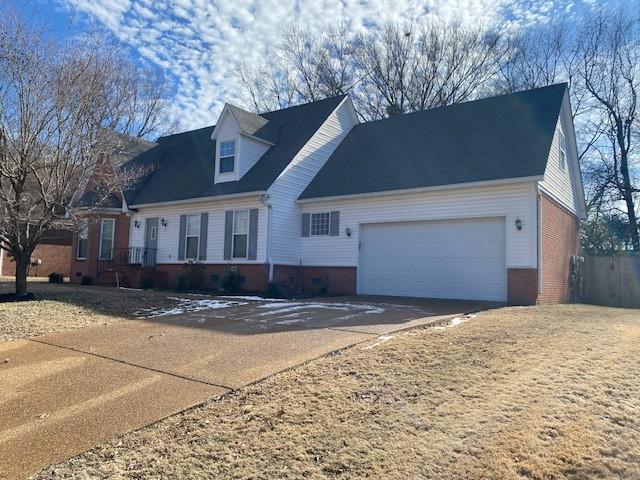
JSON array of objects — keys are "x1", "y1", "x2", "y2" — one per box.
[
  {"x1": 161, "y1": 218, "x2": 168, "y2": 227},
  {"x1": 346, "y1": 227, "x2": 352, "y2": 237},
  {"x1": 515, "y1": 218, "x2": 523, "y2": 231},
  {"x1": 134, "y1": 220, "x2": 140, "y2": 229}
]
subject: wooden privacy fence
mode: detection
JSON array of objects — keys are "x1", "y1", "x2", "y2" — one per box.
[{"x1": 580, "y1": 256, "x2": 640, "y2": 308}]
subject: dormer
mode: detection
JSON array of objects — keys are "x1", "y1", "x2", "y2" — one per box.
[{"x1": 211, "y1": 104, "x2": 278, "y2": 184}]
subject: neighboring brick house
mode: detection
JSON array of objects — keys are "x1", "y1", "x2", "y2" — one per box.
[
  {"x1": 1, "y1": 229, "x2": 72, "y2": 278},
  {"x1": 72, "y1": 84, "x2": 586, "y2": 304}
]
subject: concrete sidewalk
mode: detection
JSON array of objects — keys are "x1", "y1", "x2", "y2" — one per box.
[{"x1": 0, "y1": 297, "x2": 491, "y2": 479}]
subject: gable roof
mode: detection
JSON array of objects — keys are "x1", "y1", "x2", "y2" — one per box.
[
  {"x1": 128, "y1": 95, "x2": 346, "y2": 206},
  {"x1": 299, "y1": 83, "x2": 567, "y2": 200},
  {"x1": 224, "y1": 104, "x2": 280, "y2": 144}
]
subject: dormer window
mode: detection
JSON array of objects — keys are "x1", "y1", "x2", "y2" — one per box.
[{"x1": 219, "y1": 140, "x2": 236, "y2": 174}]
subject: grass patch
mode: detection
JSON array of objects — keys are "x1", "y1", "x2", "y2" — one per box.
[
  {"x1": 35, "y1": 304, "x2": 640, "y2": 479},
  {"x1": 0, "y1": 277, "x2": 180, "y2": 341}
]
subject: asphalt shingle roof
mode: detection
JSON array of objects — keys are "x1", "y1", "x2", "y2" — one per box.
[
  {"x1": 299, "y1": 83, "x2": 567, "y2": 200},
  {"x1": 128, "y1": 95, "x2": 346, "y2": 206}
]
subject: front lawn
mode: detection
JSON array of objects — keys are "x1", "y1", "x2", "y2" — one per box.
[
  {"x1": 35, "y1": 304, "x2": 640, "y2": 479},
  {"x1": 0, "y1": 277, "x2": 180, "y2": 341}
]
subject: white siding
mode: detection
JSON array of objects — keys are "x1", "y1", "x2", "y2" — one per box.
[
  {"x1": 539, "y1": 95, "x2": 584, "y2": 215},
  {"x1": 213, "y1": 111, "x2": 240, "y2": 183},
  {"x1": 267, "y1": 98, "x2": 358, "y2": 265},
  {"x1": 239, "y1": 135, "x2": 270, "y2": 178},
  {"x1": 299, "y1": 182, "x2": 539, "y2": 269},
  {"x1": 129, "y1": 196, "x2": 267, "y2": 264}
]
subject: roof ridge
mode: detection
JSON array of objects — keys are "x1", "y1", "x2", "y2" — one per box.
[{"x1": 354, "y1": 83, "x2": 568, "y2": 128}]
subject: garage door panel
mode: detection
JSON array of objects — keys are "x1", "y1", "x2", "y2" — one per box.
[{"x1": 359, "y1": 218, "x2": 507, "y2": 301}]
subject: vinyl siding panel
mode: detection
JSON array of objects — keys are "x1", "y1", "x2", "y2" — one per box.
[
  {"x1": 129, "y1": 197, "x2": 267, "y2": 264},
  {"x1": 239, "y1": 136, "x2": 270, "y2": 178},
  {"x1": 299, "y1": 182, "x2": 538, "y2": 269},
  {"x1": 539, "y1": 95, "x2": 583, "y2": 215},
  {"x1": 267, "y1": 99, "x2": 357, "y2": 265}
]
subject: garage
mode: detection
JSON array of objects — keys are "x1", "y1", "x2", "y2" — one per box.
[{"x1": 358, "y1": 217, "x2": 507, "y2": 301}]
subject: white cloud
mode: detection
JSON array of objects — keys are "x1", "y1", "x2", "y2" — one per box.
[{"x1": 55, "y1": 0, "x2": 621, "y2": 131}]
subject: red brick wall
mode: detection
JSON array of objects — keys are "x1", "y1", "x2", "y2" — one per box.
[
  {"x1": 1, "y1": 244, "x2": 71, "y2": 277},
  {"x1": 272, "y1": 265, "x2": 357, "y2": 296},
  {"x1": 507, "y1": 268, "x2": 538, "y2": 305},
  {"x1": 146, "y1": 263, "x2": 269, "y2": 292},
  {"x1": 538, "y1": 194, "x2": 580, "y2": 304},
  {"x1": 70, "y1": 213, "x2": 130, "y2": 284}
]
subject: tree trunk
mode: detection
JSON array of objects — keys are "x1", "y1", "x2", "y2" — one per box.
[
  {"x1": 14, "y1": 255, "x2": 30, "y2": 296},
  {"x1": 619, "y1": 149, "x2": 640, "y2": 251}
]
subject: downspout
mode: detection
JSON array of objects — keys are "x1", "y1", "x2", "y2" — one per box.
[
  {"x1": 259, "y1": 194, "x2": 273, "y2": 282},
  {"x1": 536, "y1": 183, "x2": 543, "y2": 300}
]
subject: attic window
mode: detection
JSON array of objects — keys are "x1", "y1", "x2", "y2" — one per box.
[
  {"x1": 219, "y1": 140, "x2": 235, "y2": 174},
  {"x1": 558, "y1": 128, "x2": 567, "y2": 171}
]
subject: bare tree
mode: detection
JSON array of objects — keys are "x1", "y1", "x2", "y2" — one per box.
[
  {"x1": 577, "y1": 11, "x2": 640, "y2": 250},
  {"x1": 0, "y1": 10, "x2": 168, "y2": 296},
  {"x1": 239, "y1": 19, "x2": 504, "y2": 120}
]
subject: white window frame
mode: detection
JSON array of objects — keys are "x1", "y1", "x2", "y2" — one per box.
[
  {"x1": 558, "y1": 127, "x2": 567, "y2": 171},
  {"x1": 98, "y1": 218, "x2": 115, "y2": 260},
  {"x1": 232, "y1": 209, "x2": 249, "y2": 259},
  {"x1": 311, "y1": 212, "x2": 331, "y2": 236},
  {"x1": 76, "y1": 219, "x2": 89, "y2": 260},
  {"x1": 218, "y1": 140, "x2": 236, "y2": 174},
  {"x1": 185, "y1": 214, "x2": 201, "y2": 260}
]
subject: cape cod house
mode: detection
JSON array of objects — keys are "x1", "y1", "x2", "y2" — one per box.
[{"x1": 71, "y1": 83, "x2": 585, "y2": 305}]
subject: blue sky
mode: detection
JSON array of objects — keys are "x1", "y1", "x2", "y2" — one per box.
[{"x1": 20, "y1": 0, "x2": 636, "y2": 131}]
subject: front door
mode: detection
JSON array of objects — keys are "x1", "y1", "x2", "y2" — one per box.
[{"x1": 144, "y1": 218, "x2": 159, "y2": 266}]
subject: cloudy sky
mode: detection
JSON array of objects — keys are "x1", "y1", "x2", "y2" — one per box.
[{"x1": 33, "y1": 0, "x2": 632, "y2": 131}]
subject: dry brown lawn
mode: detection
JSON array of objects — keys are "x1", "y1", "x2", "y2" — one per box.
[
  {"x1": 0, "y1": 277, "x2": 179, "y2": 342},
  {"x1": 34, "y1": 304, "x2": 640, "y2": 480}
]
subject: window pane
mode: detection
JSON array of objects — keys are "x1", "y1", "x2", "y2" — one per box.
[
  {"x1": 311, "y1": 212, "x2": 330, "y2": 236},
  {"x1": 220, "y1": 140, "x2": 235, "y2": 157},
  {"x1": 234, "y1": 210, "x2": 249, "y2": 234},
  {"x1": 100, "y1": 239, "x2": 112, "y2": 260},
  {"x1": 219, "y1": 156, "x2": 234, "y2": 173},
  {"x1": 186, "y1": 214, "x2": 200, "y2": 236},
  {"x1": 186, "y1": 236, "x2": 199, "y2": 259},
  {"x1": 77, "y1": 239, "x2": 87, "y2": 259},
  {"x1": 77, "y1": 220, "x2": 88, "y2": 259},
  {"x1": 233, "y1": 234, "x2": 247, "y2": 258},
  {"x1": 102, "y1": 219, "x2": 113, "y2": 239}
]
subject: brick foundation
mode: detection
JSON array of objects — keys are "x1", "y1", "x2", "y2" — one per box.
[
  {"x1": 507, "y1": 268, "x2": 538, "y2": 305},
  {"x1": 272, "y1": 265, "x2": 357, "y2": 296},
  {"x1": 538, "y1": 194, "x2": 580, "y2": 304},
  {"x1": 1, "y1": 243, "x2": 72, "y2": 278},
  {"x1": 146, "y1": 263, "x2": 269, "y2": 292}
]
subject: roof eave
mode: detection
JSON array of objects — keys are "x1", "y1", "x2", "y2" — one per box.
[
  {"x1": 130, "y1": 190, "x2": 268, "y2": 209},
  {"x1": 297, "y1": 175, "x2": 545, "y2": 204}
]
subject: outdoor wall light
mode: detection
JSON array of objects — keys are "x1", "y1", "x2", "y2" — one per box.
[
  {"x1": 515, "y1": 218, "x2": 523, "y2": 231},
  {"x1": 134, "y1": 220, "x2": 140, "y2": 229},
  {"x1": 161, "y1": 218, "x2": 168, "y2": 227},
  {"x1": 346, "y1": 227, "x2": 352, "y2": 237}
]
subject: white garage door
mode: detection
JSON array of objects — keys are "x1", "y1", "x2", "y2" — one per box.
[{"x1": 359, "y1": 218, "x2": 507, "y2": 301}]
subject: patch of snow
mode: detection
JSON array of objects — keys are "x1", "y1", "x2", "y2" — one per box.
[
  {"x1": 218, "y1": 295, "x2": 286, "y2": 302},
  {"x1": 118, "y1": 287, "x2": 143, "y2": 291},
  {"x1": 361, "y1": 335, "x2": 396, "y2": 350},
  {"x1": 137, "y1": 297, "x2": 248, "y2": 318},
  {"x1": 433, "y1": 313, "x2": 478, "y2": 330}
]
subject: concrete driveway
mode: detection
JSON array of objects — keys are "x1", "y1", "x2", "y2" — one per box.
[{"x1": 0, "y1": 296, "x2": 495, "y2": 479}]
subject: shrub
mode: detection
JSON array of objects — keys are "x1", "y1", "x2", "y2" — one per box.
[
  {"x1": 221, "y1": 269, "x2": 242, "y2": 294},
  {"x1": 80, "y1": 275, "x2": 93, "y2": 286},
  {"x1": 140, "y1": 277, "x2": 154, "y2": 290},
  {"x1": 176, "y1": 261, "x2": 206, "y2": 291},
  {"x1": 48, "y1": 272, "x2": 64, "y2": 284}
]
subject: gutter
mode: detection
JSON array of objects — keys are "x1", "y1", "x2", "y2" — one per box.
[
  {"x1": 259, "y1": 194, "x2": 274, "y2": 282},
  {"x1": 296, "y1": 176, "x2": 545, "y2": 204},
  {"x1": 130, "y1": 190, "x2": 267, "y2": 209}
]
